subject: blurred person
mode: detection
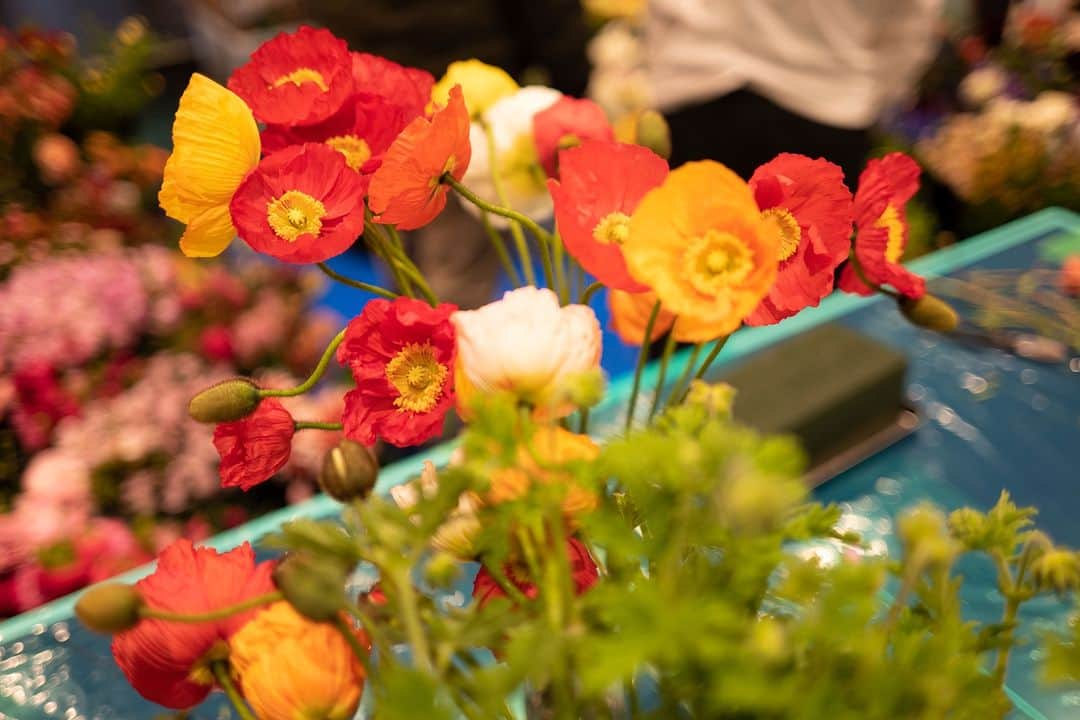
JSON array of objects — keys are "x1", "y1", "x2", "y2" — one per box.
[
  {"x1": 646, "y1": 0, "x2": 946, "y2": 182},
  {"x1": 300, "y1": 0, "x2": 592, "y2": 310}
]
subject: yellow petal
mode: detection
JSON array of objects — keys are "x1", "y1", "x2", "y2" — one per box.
[
  {"x1": 178, "y1": 203, "x2": 236, "y2": 258},
  {"x1": 159, "y1": 73, "x2": 260, "y2": 223},
  {"x1": 431, "y1": 60, "x2": 518, "y2": 118}
]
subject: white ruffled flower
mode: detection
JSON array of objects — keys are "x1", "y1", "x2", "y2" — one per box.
[
  {"x1": 451, "y1": 287, "x2": 602, "y2": 416},
  {"x1": 959, "y1": 65, "x2": 1008, "y2": 108},
  {"x1": 460, "y1": 86, "x2": 562, "y2": 228}
]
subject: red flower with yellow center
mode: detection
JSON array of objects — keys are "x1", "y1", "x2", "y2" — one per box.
[
  {"x1": 368, "y1": 85, "x2": 471, "y2": 230},
  {"x1": 227, "y1": 26, "x2": 354, "y2": 127},
  {"x1": 745, "y1": 153, "x2": 854, "y2": 326},
  {"x1": 473, "y1": 537, "x2": 598, "y2": 608},
  {"x1": 213, "y1": 398, "x2": 295, "y2": 490},
  {"x1": 230, "y1": 143, "x2": 366, "y2": 264},
  {"x1": 337, "y1": 297, "x2": 458, "y2": 447},
  {"x1": 533, "y1": 96, "x2": 614, "y2": 177},
  {"x1": 549, "y1": 140, "x2": 668, "y2": 292},
  {"x1": 350, "y1": 52, "x2": 434, "y2": 121},
  {"x1": 261, "y1": 93, "x2": 415, "y2": 175},
  {"x1": 111, "y1": 540, "x2": 275, "y2": 709},
  {"x1": 838, "y1": 152, "x2": 926, "y2": 299}
]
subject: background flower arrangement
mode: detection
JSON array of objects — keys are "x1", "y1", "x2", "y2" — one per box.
[{"x1": 58, "y1": 23, "x2": 1080, "y2": 720}]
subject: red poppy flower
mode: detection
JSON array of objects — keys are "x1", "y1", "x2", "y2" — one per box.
[
  {"x1": 337, "y1": 297, "x2": 457, "y2": 448},
  {"x1": 213, "y1": 398, "x2": 295, "y2": 490},
  {"x1": 230, "y1": 143, "x2": 366, "y2": 264},
  {"x1": 745, "y1": 154, "x2": 854, "y2": 326},
  {"x1": 368, "y1": 85, "x2": 471, "y2": 231},
  {"x1": 548, "y1": 140, "x2": 668, "y2": 292},
  {"x1": 838, "y1": 152, "x2": 926, "y2": 299},
  {"x1": 112, "y1": 540, "x2": 275, "y2": 709},
  {"x1": 473, "y1": 537, "x2": 598, "y2": 608},
  {"x1": 261, "y1": 93, "x2": 415, "y2": 175},
  {"x1": 533, "y1": 96, "x2": 614, "y2": 177},
  {"x1": 228, "y1": 26, "x2": 354, "y2": 127},
  {"x1": 350, "y1": 52, "x2": 434, "y2": 121}
]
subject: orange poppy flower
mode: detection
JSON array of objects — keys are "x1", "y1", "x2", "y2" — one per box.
[
  {"x1": 608, "y1": 289, "x2": 675, "y2": 346},
  {"x1": 367, "y1": 84, "x2": 471, "y2": 230},
  {"x1": 623, "y1": 161, "x2": 777, "y2": 342}
]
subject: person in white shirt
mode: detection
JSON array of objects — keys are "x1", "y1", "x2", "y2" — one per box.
[{"x1": 646, "y1": 0, "x2": 946, "y2": 181}]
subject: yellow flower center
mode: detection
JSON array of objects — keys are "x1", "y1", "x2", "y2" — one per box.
[
  {"x1": 266, "y1": 190, "x2": 326, "y2": 242},
  {"x1": 592, "y1": 212, "x2": 632, "y2": 245},
  {"x1": 271, "y1": 68, "x2": 328, "y2": 91},
  {"x1": 761, "y1": 207, "x2": 801, "y2": 262},
  {"x1": 683, "y1": 229, "x2": 755, "y2": 296},
  {"x1": 385, "y1": 342, "x2": 448, "y2": 414},
  {"x1": 325, "y1": 135, "x2": 372, "y2": 170},
  {"x1": 877, "y1": 205, "x2": 905, "y2": 263}
]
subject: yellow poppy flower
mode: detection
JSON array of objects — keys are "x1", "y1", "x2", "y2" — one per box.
[
  {"x1": 159, "y1": 73, "x2": 260, "y2": 258},
  {"x1": 623, "y1": 161, "x2": 778, "y2": 342},
  {"x1": 431, "y1": 59, "x2": 519, "y2": 118},
  {"x1": 230, "y1": 602, "x2": 365, "y2": 720}
]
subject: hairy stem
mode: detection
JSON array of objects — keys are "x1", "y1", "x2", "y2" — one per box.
[
  {"x1": 260, "y1": 329, "x2": 346, "y2": 398},
  {"x1": 141, "y1": 591, "x2": 282, "y2": 623}
]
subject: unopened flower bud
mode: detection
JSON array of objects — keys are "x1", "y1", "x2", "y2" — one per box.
[
  {"x1": 685, "y1": 381, "x2": 736, "y2": 418},
  {"x1": 635, "y1": 110, "x2": 672, "y2": 160},
  {"x1": 75, "y1": 582, "x2": 143, "y2": 634},
  {"x1": 273, "y1": 553, "x2": 349, "y2": 622},
  {"x1": 1031, "y1": 549, "x2": 1080, "y2": 594},
  {"x1": 319, "y1": 440, "x2": 379, "y2": 502},
  {"x1": 562, "y1": 368, "x2": 606, "y2": 410},
  {"x1": 424, "y1": 552, "x2": 462, "y2": 589},
  {"x1": 188, "y1": 378, "x2": 261, "y2": 423},
  {"x1": 898, "y1": 294, "x2": 958, "y2": 333},
  {"x1": 898, "y1": 504, "x2": 957, "y2": 567}
]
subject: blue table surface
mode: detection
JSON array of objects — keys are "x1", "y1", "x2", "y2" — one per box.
[{"x1": 1, "y1": 208, "x2": 1078, "y2": 719}]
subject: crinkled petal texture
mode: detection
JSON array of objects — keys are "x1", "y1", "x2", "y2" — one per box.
[
  {"x1": 227, "y1": 26, "x2": 354, "y2": 126},
  {"x1": 213, "y1": 398, "x2": 295, "y2": 490},
  {"x1": 262, "y1": 93, "x2": 415, "y2": 176},
  {"x1": 838, "y1": 152, "x2": 926, "y2": 299},
  {"x1": 451, "y1": 287, "x2": 601, "y2": 417},
  {"x1": 368, "y1": 85, "x2": 472, "y2": 230},
  {"x1": 533, "y1": 97, "x2": 615, "y2": 177},
  {"x1": 158, "y1": 74, "x2": 260, "y2": 258},
  {"x1": 231, "y1": 602, "x2": 366, "y2": 720},
  {"x1": 351, "y1": 52, "x2": 434, "y2": 120},
  {"x1": 432, "y1": 59, "x2": 519, "y2": 118},
  {"x1": 336, "y1": 297, "x2": 458, "y2": 448},
  {"x1": 474, "y1": 537, "x2": 598, "y2": 607},
  {"x1": 461, "y1": 86, "x2": 563, "y2": 228},
  {"x1": 230, "y1": 143, "x2": 366, "y2": 264},
  {"x1": 111, "y1": 540, "x2": 274, "y2": 709},
  {"x1": 625, "y1": 161, "x2": 777, "y2": 342},
  {"x1": 609, "y1": 289, "x2": 676, "y2": 346},
  {"x1": 746, "y1": 153, "x2": 854, "y2": 326},
  {"x1": 549, "y1": 140, "x2": 668, "y2": 292}
]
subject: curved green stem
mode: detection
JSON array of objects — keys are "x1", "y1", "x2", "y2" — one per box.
[
  {"x1": 141, "y1": 591, "x2": 282, "y2": 623},
  {"x1": 551, "y1": 234, "x2": 569, "y2": 304},
  {"x1": 624, "y1": 301, "x2": 662, "y2": 432},
  {"x1": 294, "y1": 420, "x2": 344, "y2": 431},
  {"x1": 374, "y1": 224, "x2": 439, "y2": 306},
  {"x1": 481, "y1": 211, "x2": 522, "y2": 286},
  {"x1": 392, "y1": 569, "x2": 433, "y2": 673},
  {"x1": 648, "y1": 330, "x2": 679, "y2": 422},
  {"x1": 693, "y1": 334, "x2": 731, "y2": 381},
  {"x1": 316, "y1": 262, "x2": 398, "y2": 299},
  {"x1": 664, "y1": 342, "x2": 702, "y2": 412},
  {"x1": 579, "y1": 281, "x2": 604, "y2": 306},
  {"x1": 443, "y1": 175, "x2": 551, "y2": 250},
  {"x1": 364, "y1": 222, "x2": 415, "y2": 297},
  {"x1": 211, "y1": 661, "x2": 257, "y2": 720},
  {"x1": 260, "y1": 329, "x2": 346, "y2": 398}
]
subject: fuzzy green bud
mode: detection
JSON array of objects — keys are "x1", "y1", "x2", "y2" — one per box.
[
  {"x1": 898, "y1": 504, "x2": 958, "y2": 567},
  {"x1": 635, "y1": 110, "x2": 672, "y2": 160},
  {"x1": 562, "y1": 368, "x2": 606, "y2": 410},
  {"x1": 685, "y1": 381, "x2": 736, "y2": 418},
  {"x1": 424, "y1": 552, "x2": 462, "y2": 589},
  {"x1": 75, "y1": 582, "x2": 143, "y2": 634},
  {"x1": 898, "y1": 293, "x2": 959, "y2": 333},
  {"x1": 1031, "y1": 550, "x2": 1080, "y2": 594},
  {"x1": 319, "y1": 440, "x2": 379, "y2": 502},
  {"x1": 187, "y1": 378, "x2": 261, "y2": 423},
  {"x1": 273, "y1": 553, "x2": 349, "y2": 622}
]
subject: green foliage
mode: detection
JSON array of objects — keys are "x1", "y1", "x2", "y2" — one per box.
[{"x1": 265, "y1": 385, "x2": 1079, "y2": 718}]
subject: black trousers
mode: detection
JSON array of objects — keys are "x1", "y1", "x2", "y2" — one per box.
[{"x1": 665, "y1": 88, "x2": 872, "y2": 186}]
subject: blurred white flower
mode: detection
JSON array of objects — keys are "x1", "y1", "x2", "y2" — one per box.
[
  {"x1": 1020, "y1": 91, "x2": 1077, "y2": 135},
  {"x1": 959, "y1": 65, "x2": 1008, "y2": 108}
]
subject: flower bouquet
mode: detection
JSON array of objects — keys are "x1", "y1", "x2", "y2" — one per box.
[{"x1": 71, "y1": 26, "x2": 1080, "y2": 720}]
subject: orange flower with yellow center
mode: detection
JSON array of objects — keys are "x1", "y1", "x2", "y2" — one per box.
[
  {"x1": 230, "y1": 602, "x2": 366, "y2": 720},
  {"x1": 623, "y1": 161, "x2": 777, "y2": 342},
  {"x1": 489, "y1": 426, "x2": 599, "y2": 517}
]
